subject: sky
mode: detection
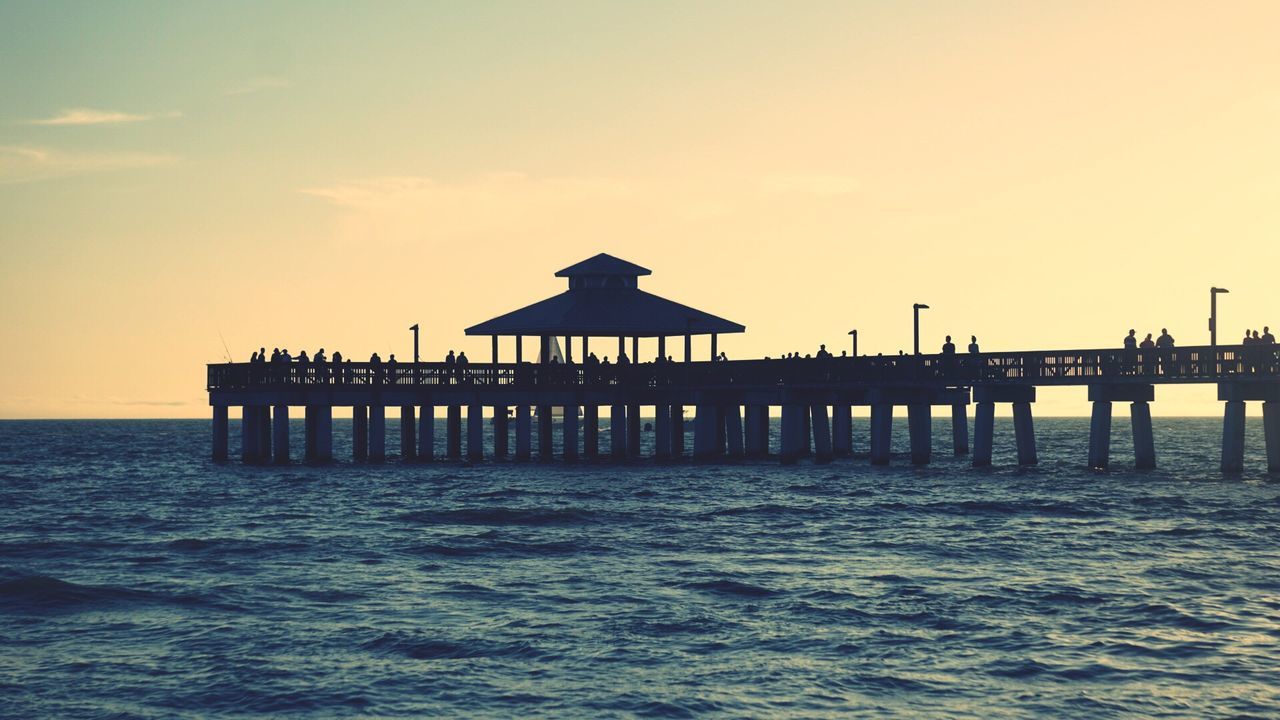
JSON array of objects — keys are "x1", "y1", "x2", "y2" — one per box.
[{"x1": 1, "y1": 1, "x2": 1278, "y2": 418}]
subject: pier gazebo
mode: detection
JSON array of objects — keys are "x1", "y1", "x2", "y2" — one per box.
[{"x1": 465, "y1": 253, "x2": 745, "y2": 364}]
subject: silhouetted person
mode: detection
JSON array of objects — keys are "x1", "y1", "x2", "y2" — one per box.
[
  {"x1": 331, "y1": 351, "x2": 344, "y2": 383},
  {"x1": 1155, "y1": 329, "x2": 1174, "y2": 375},
  {"x1": 1264, "y1": 326, "x2": 1276, "y2": 344},
  {"x1": 942, "y1": 336, "x2": 956, "y2": 355},
  {"x1": 314, "y1": 348, "x2": 328, "y2": 384},
  {"x1": 1139, "y1": 333, "x2": 1156, "y2": 375},
  {"x1": 1123, "y1": 330, "x2": 1138, "y2": 375},
  {"x1": 296, "y1": 350, "x2": 310, "y2": 384},
  {"x1": 718, "y1": 351, "x2": 728, "y2": 361},
  {"x1": 618, "y1": 351, "x2": 630, "y2": 365},
  {"x1": 968, "y1": 336, "x2": 979, "y2": 353},
  {"x1": 816, "y1": 344, "x2": 832, "y2": 359},
  {"x1": 456, "y1": 351, "x2": 468, "y2": 384}
]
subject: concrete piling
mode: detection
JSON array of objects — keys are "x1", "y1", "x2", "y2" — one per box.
[
  {"x1": 584, "y1": 405, "x2": 599, "y2": 459},
  {"x1": 418, "y1": 404, "x2": 434, "y2": 461},
  {"x1": 273, "y1": 405, "x2": 290, "y2": 464},
  {"x1": 370, "y1": 405, "x2": 386, "y2": 462},
  {"x1": 212, "y1": 405, "x2": 228, "y2": 462},
  {"x1": 1012, "y1": 401, "x2": 1037, "y2": 466},
  {"x1": 780, "y1": 403, "x2": 804, "y2": 464},
  {"x1": 515, "y1": 405, "x2": 531, "y2": 461},
  {"x1": 907, "y1": 403, "x2": 931, "y2": 465},
  {"x1": 725, "y1": 405, "x2": 745, "y2": 459},
  {"x1": 446, "y1": 405, "x2": 461, "y2": 460},
  {"x1": 256, "y1": 407, "x2": 272, "y2": 462},
  {"x1": 401, "y1": 406, "x2": 417, "y2": 460},
  {"x1": 671, "y1": 405, "x2": 685, "y2": 457},
  {"x1": 353, "y1": 405, "x2": 368, "y2": 460},
  {"x1": 314, "y1": 405, "x2": 332, "y2": 463},
  {"x1": 694, "y1": 403, "x2": 718, "y2": 461},
  {"x1": 563, "y1": 405, "x2": 579, "y2": 460},
  {"x1": 1221, "y1": 400, "x2": 1246, "y2": 473},
  {"x1": 811, "y1": 404, "x2": 833, "y2": 463},
  {"x1": 468, "y1": 403, "x2": 484, "y2": 461},
  {"x1": 869, "y1": 403, "x2": 892, "y2": 465},
  {"x1": 242, "y1": 407, "x2": 259, "y2": 463},
  {"x1": 951, "y1": 403, "x2": 969, "y2": 456},
  {"x1": 611, "y1": 403, "x2": 627, "y2": 459},
  {"x1": 1087, "y1": 400, "x2": 1111, "y2": 469},
  {"x1": 537, "y1": 404, "x2": 553, "y2": 460},
  {"x1": 1264, "y1": 401, "x2": 1280, "y2": 473},
  {"x1": 1131, "y1": 401, "x2": 1155, "y2": 469},
  {"x1": 627, "y1": 403, "x2": 642, "y2": 457},
  {"x1": 832, "y1": 404, "x2": 853, "y2": 457},
  {"x1": 492, "y1": 406, "x2": 508, "y2": 459},
  {"x1": 654, "y1": 404, "x2": 671, "y2": 459},
  {"x1": 973, "y1": 401, "x2": 994, "y2": 467}
]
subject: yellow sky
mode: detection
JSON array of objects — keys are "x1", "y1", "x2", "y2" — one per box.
[{"x1": 1, "y1": 1, "x2": 1278, "y2": 418}]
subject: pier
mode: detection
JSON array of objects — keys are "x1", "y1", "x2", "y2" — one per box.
[{"x1": 208, "y1": 254, "x2": 1280, "y2": 472}]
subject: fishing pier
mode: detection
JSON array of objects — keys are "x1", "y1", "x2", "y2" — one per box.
[{"x1": 208, "y1": 254, "x2": 1280, "y2": 473}]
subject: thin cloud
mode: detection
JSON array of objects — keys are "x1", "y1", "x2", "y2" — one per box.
[
  {"x1": 26, "y1": 108, "x2": 182, "y2": 126},
  {"x1": 224, "y1": 76, "x2": 291, "y2": 96},
  {"x1": 758, "y1": 174, "x2": 860, "y2": 197},
  {"x1": 0, "y1": 145, "x2": 178, "y2": 184}
]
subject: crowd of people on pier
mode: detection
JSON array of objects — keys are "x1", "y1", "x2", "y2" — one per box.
[{"x1": 233, "y1": 324, "x2": 1278, "y2": 389}]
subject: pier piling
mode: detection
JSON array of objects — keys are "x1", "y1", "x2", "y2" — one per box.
[
  {"x1": 1088, "y1": 400, "x2": 1111, "y2": 469},
  {"x1": 273, "y1": 405, "x2": 290, "y2": 464},
  {"x1": 418, "y1": 404, "x2": 434, "y2": 461},
  {"x1": 446, "y1": 406, "x2": 461, "y2": 460},
  {"x1": 212, "y1": 405, "x2": 228, "y2": 462},
  {"x1": 401, "y1": 406, "x2": 417, "y2": 460},
  {"x1": 370, "y1": 405, "x2": 386, "y2": 462},
  {"x1": 468, "y1": 403, "x2": 484, "y2": 461},
  {"x1": 907, "y1": 403, "x2": 931, "y2": 465},
  {"x1": 973, "y1": 401, "x2": 994, "y2": 466},
  {"x1": 515, "y1": 405, "x2": 531, "y2": 461},
  {"x1": 870, "y1": 403, "x2": 892, "y2": 465},
  {"x1": 952, "y1": 403, "x2": 969, "y2": 456}
]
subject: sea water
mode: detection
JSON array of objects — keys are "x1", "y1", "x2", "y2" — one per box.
[{"x1": 1, "y1": 418, "x2": 1278, "y2": 718}]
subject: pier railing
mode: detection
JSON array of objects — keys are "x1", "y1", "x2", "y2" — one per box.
[{"x1": 208, "y1": 344, "x2": 1276, "y2": 392}]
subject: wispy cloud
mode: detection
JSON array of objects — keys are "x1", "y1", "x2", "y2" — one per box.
[
  {"x1": 26, "y1": 108, "x2": 182, "y2": 126},
  {"x1": 758, "y1": 174, "x2": 860, "y2": 197},
  {"x1": 224, "y1": 76, "x2": 291, "y2": 96},
  {"x1": 0, "y1": 145, "x2": 178, "y2": 184},
  {"x1": 300, "y1": 173, "x2": 635, "y2": 245}
]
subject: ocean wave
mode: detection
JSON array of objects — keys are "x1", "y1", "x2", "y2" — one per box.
[
  {"x1": 361, "y1": 631, "x2": 548, "y2": 661},
  {"x1": 394, "y1": 507, "x2": 604, "y2": 527},
  {"x1": 0, "y1": 575, "x2": 157, "y2": 611}
]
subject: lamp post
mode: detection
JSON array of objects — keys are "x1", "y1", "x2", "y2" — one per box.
[
  {"x1": 848, "y1": 329, "x2": 858, "y2": 357},
  {"x1": 1210, "y1": 287, "x2": 1228, "y2": 349},
  {"x1": 913, "y1": 304, "x2": 929, "y2": 355},
  {"x1": 409, "y1": 324, "x2": 420, "y2": 363}
]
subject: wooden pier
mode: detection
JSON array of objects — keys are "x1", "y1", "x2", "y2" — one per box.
[{"x1": 208, "y1": 255, "x2": 1280, "y2": 472}]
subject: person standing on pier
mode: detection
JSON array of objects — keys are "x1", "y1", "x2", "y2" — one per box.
[
  {"x1": 1156, "y1": 329, "x2": 1175, "y2": 376},
  {"x1": 456, "y1": 351, "x2": 468, "y2": 385},
  {"x1": 332, "y1": 351, "x2": 343, "y2": 384},
  {"x1": 1123, "y1": 330, "x2": 1138, "y2": 375},
  {"x1": 1139, "y1": 333, "x2": 1156, "y2": 375},
  {"x1": 314, "y1": 348, "x2": 328, "y2": 384},
  {"x1": 445, "y1": 350, "x2": 456, "y2": 384}
]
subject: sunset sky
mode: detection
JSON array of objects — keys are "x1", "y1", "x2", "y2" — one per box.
[{"x1": 2, "y1": 1, "x2": 1278, "y2": 418}]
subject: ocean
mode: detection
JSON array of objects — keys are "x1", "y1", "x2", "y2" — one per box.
[{"x1": 1, "y1": 418, "x2": 1278, "y2": 718}]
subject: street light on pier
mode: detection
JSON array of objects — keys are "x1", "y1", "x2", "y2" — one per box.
[
  {"x1": 913, "y1": 304, "x2": 929, "y2": 355},
  {"x1": 409, "y1": 324, "x2": 420, "y2": 363},
  {"x1": 848, "y1": 329, "x2": 858, "y2": 357},
  {"x1": 1209, "y1": 287, "x2": 1228, "y2": 350}
]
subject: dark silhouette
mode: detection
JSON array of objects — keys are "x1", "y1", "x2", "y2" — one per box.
[
  {"x1": 968, "y1": 336, "x2": 979, "y2": 354},
  {"x1": 1140, "y1": 333, "x2": 1156, "y2": 375},
  {"x1": 1123, "y1": 330, "x2": 1138, "y2": 374}
]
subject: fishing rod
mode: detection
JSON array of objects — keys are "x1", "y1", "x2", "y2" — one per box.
[{"x1": 217, "y1": 328, "x2": 234, "y2": 363}]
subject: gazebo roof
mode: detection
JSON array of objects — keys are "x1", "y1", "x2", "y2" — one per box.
[
  {"x1": 555, "y1": 253, "x2": 651, "y2": 278},
  {"x1": 465, "y1": 254, "x2": 745, "y2": 337}
]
